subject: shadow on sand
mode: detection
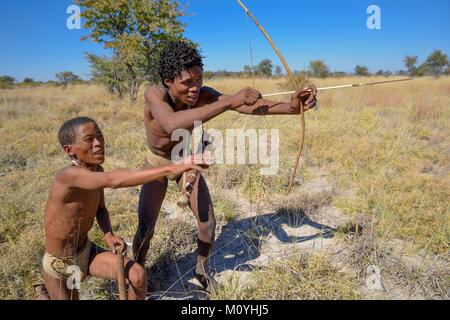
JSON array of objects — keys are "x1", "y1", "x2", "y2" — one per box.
[{"x1": 146, "y1": 207, "x2": 335, "y2": 300}]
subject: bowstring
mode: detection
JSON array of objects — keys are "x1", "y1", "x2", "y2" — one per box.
[
  {"x1": 244, "y1": 13, "x2": 268, "y2": 220},
  {"x1": 245, "y1": 13, "x2": 269, "y2": 128}
]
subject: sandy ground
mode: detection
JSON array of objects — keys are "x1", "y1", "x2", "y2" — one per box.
[{"x1": 145, "y1": 168, "x2": 357, "y2": 300}]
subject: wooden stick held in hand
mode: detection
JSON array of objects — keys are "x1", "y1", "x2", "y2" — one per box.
[
  {"x1": 176, "y1": 170, "x2": 199, "y2": 208},
  {"x1": 115, "y1": 244, "x2": 127, "y2": 300}
]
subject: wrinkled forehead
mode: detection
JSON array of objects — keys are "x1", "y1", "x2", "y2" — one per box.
[
  {"x1": 75, "y1": 122, "x2": 102, "y2": 139},
  {"x1": 176, "y1": 66, "x2": 203, "y2": 81}
]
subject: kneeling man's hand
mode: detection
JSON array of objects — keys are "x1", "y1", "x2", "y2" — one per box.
[{"x1": 105, "y1": 233, "x2": 127, "y2": 255}]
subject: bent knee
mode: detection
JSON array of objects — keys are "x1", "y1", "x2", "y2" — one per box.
[{"x1": 128, "y1": 264, "x2": 147, "y2": 288}]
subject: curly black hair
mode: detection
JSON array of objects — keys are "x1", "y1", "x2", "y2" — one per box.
[
  {"x1": 58, "y1": 116, "x2": 97, "y2": 147},
  {"x1": 158, "y1": 40, "x2": 204, "y2": 86}
]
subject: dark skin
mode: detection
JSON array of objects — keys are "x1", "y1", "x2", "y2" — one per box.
[
  {"x1": 133, "y1": 65, "x2": 317, "y2": 273},
  {"x1": 44, "y1": 122, "x2": 205, "y2": 300},
  {"x1": 143, "y1": 66, "x2": 316, "y2": 155}
]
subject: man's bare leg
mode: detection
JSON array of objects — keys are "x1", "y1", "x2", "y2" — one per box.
[
  {"x1": 44, "y1": 271, "x2": 79, "y2": 300},
  {"x1": 133, "y1": 178, "x2": 168, "y2": 266},
  {"x1": 189, "y1": 175, "x2": 217, "y2": 291},
  {"x1": 88, "y1": 251, "x2": 147, "y2": 300}
]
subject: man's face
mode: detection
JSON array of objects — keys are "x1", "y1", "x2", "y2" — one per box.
[
  {"x1": 165, "y1": 66, "x2": 203, "y2": 106},
  {"x1": 65, "y1": 122, "x2": 105, "y2": 165}
]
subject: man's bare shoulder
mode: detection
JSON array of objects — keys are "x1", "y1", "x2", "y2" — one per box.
[
  {"x1": 200, "y1": 86, "x2": 222, "y2": 96},
  {"x1": 54, "y1": 166, "x2": 88, "y2": 185},
  {"x1": 197, "y1": 86, "x2": 223, "y2": 106},
  {"x1": 144, "y1": 85, "x2": 166, "y2": 103}
]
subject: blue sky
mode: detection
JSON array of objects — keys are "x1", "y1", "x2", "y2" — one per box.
[{"x1": 0, "y1": 0, "x2": 449, "y2": 81}]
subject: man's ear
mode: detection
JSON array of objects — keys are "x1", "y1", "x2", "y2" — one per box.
[
  {"x1": 164, "y1": 79, "x2": 173, "y2": 88},
  {"x1": 63, "y1": 145, "x2": 76, "y2": 159}
]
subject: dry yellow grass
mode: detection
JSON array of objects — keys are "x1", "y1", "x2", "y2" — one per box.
[
  {"x1": 206, "y1": 76, "x2": 450, "y2": 254},
  {"x1": 211, "y1": 252, "x2": 361, "y2": 300},
  {"x1": 0, "y1": 76, "x2": 449, "y2": 299}
]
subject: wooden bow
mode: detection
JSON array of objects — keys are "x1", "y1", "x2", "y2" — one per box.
[{"x1": 236, "y1": 0, "x2": 305, "y2": 194}]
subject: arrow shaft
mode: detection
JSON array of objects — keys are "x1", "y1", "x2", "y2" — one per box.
[{"x1": 261, "y1": 78, "x2": 412, "y2": 98}]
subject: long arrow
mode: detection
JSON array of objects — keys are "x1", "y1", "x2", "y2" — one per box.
[{"x1": 262, "y1": 78, "x2": 413, "y2": 98}]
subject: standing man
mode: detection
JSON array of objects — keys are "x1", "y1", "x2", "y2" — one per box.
[{"x1": 133, "y1": 40, "x2": 317, "y2": 292}]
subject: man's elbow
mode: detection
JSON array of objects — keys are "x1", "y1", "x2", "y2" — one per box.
[
  {"x1": 110, "y1": 179, "x2": 125, "y2": 189},
  {"x1": 163, "y1": 123, "x2": 176, "y2": 135},
  {"x1": 159, "y1": 118, "x2": 177, "y2": 135},
  {"x1": 105, "y1": 174, "x2": 124, "y2": 189}
]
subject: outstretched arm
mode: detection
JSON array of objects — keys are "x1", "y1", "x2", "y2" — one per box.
[
  {"x1": 57, "y1": 163, "x2": 203, "y2": 191},
  {"x1": 234, "y1": 85, "x2": 317, "y2": 115},
  {"x1": 145, "y1": 86, "x2": 264, "y2": 134},
  {"x1": 145, "y1": 86, "x2": 233, "y2": 134}
]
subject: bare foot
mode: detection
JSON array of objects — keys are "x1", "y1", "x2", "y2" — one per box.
[{"x1": 34, "y1": 283, "x2": 50, "y2": 300}]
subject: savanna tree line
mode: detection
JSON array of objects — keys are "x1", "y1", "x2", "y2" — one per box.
[{"x1": 1, "y1": 0, "x2": 449, "y2": 104}]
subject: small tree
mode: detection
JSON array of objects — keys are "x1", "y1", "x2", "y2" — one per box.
[
  {"x1": 309, "y1": 60, "x2": 330, "y2": 78},
  {"x1": 404, "y1": 55, "x2": 418, "y2": 76},
  {"x1": 243, "y1": 65, "x2": 253, "y2": 78},
  {"x1": 86, "y1": 53, "x2": 127, "y2": 97},
  {"x1": 203, "y1": 71, "x2": 214, "y2": 80},
  {"x1": 256, "y1": 59, "x2": 273, "y2": 77},
  {"x1": 413, "y1": 64, "x2": 427, "y2": 77},
  {"x1": 0, "y1": 76, "x2": 15, "y2": 89},
  {"x1": 0, "y1": 76, "x2": 15, "y2": 84},
  {"x1": 23, "y1": 77, "x2": 34, "y2": 83},
  {"x1": 77, "y1": 0, "x2": 188, "y2": 104},
  {"x1": 422, "y1": 50, "x2": 449, "y2": 77},
  {"x1": 56, "y1": 72, "x2": 80, "y2": 87},
  {"x1": 354, "y1": 65, "x2": 370, "y2": 76},
  {"x1": 274, "y1": 65, "x2": 282, "y2": 77}
]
